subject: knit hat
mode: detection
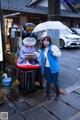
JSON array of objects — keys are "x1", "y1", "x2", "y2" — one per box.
[{"x1": 23, "y1": 37, "x2": 36, "y2": 46}]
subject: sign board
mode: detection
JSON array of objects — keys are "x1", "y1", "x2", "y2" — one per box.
[{"x1": 0, "y1": 20, "x2": 3, "y2": 62}]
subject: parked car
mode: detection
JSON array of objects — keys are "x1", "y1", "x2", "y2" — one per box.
[
  {"x1": 71, "y1": 28, "x2": 80, "y2": 35},
  {"x1": 59, "y1": 28, "x2": 80, "y2": 48},
  {"x1": 40, "y1": 28, "x2": 80, "y2": 48}
]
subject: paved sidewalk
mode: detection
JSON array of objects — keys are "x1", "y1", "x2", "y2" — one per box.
[{"x1": 0, "y1": 87, "x2": 80, "y2": 120}]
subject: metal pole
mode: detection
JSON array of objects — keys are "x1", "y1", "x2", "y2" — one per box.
[{"x1": 48, "y1": 0, "x2": 60, "y2": 21}]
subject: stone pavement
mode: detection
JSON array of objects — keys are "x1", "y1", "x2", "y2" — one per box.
[{"x1": 0, "y1": 87, "x2": 80, "y2": 120}]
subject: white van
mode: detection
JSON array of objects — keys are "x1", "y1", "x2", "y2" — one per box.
[{"x1": 32, "y1": 21, "x2": 80, "y2": 48}]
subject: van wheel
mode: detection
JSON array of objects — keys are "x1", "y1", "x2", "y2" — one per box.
[{"x1": 59, "y1": 40, "x2": 65, "y2": 48}]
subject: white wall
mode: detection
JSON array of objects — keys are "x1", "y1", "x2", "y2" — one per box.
[
  {"x1": 0, "y1": 22, "x2": 3, "y2": 62},
  {"x1": 37, "y1": 0, "x2": 48, "y2": 7},
  {"x1": 61, "y1": 3, "x2": 68, "y2": 10}
]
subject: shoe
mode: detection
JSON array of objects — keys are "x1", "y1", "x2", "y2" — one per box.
[
  {"x1": 55, "y1": 95, "x2": 60, "y2": 101},
  {"x1": 46, "y1": 93, "x2": 51, "y2": 101}
]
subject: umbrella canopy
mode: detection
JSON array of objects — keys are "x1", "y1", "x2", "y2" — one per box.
[{"x1": 32, "y1": 21, "x2": 71, "y2": 33}]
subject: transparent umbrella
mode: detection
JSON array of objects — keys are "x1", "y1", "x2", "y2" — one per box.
[
  {"x1": 32, "y1": 21, "x2": 71, "y2": 33},
  {"x1": 32, "y1": 21, "x2": 72, "y2": 40}
]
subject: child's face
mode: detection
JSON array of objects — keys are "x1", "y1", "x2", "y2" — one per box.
[{"x1": 43, "y1": 39, "x2": 50, "y2": 47}]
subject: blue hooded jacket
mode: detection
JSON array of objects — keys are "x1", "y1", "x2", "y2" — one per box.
[{"x1": 40, "y1": 45, "x2": 60, "y2": 74}]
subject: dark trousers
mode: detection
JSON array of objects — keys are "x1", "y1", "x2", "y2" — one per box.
[{"x1": 45, "y1": 67, "x2": 60, "y2": 95}]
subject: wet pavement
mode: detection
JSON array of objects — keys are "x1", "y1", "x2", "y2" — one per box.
[{"x1": 0, "y1": 88, "x2": 80, "y2": 120}]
